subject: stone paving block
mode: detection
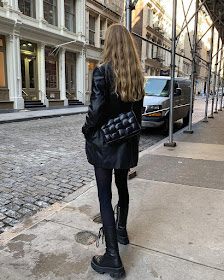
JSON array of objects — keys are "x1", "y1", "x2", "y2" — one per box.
[
  {"x1": 0, "y1": 213, "x2": 6, "y2": 221},
  {"x1": 3, "y1": 217, "x2": 18, "y2": 227},
  {"x1": 5, "y1": 210, "x2": 22, "y2": 219},
  {"x1": 4, "y1": 203, "x2": 20, "y2": 211},
  {"x1": 22, "y1": 196, "x2": 37, "y2": 204},
  {"x1": 35, "y1": 201, "x2": 49, "y2": 208}
]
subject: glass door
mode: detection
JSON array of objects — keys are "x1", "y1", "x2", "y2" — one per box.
[
  {"x1": 65, "y1": 52, "x2": 76, "y2": 100},
  {"x1": 21, "y1": 54, "x2": 37, "y2": 100}
]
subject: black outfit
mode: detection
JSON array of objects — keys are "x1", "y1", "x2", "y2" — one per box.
[
  {"x1": 82, "y1": 62, "x2": 143, "y2": 227},
  {"x1": 82, "y1": 62, "x2": 143, "y2": 170},
  {"x1": 82, "y1": 62, "x2": 143, "y2": 278}
]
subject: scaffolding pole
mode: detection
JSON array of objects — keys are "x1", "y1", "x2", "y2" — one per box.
[
  {"x1": 126, "y1": 0, "x2": 132, "y2": 31},
  {"x1": 209, "y1": 32, "x2": 220, "y2": 118},
  {"x1": 220, "y1": 72, "x2": 224, "y2": 110},
  {"x1": 215, "y1": 42, "x2": 223, "y2": 113},
  {"x1": 164, "y1": 0, "x2": 177, "y2": 147},
  {"x1": 184, "y1": 0, "x2": 199, "y2": 134},
  {"x1": 203, "y1": 23, "x2": 215, "y2": 122}
]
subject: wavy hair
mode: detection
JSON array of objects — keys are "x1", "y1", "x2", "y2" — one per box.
[{"x1": 102, "y1": 24, "x2": 145, "y2": 102}]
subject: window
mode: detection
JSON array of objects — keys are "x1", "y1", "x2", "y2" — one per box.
[
  {"x1": 0, "y1": 36, "x2": 6, "y2": 87},
  {"x1": 89, "y1": 15, "x2": 95, "y2": 46},
  {"x1": 44, "y1": 0, "x2": 57, "y2": 26},
  {"x1": 0, "y1": 1, "x2": 3, "y2": 7},
  {"x1": 18, "y1": 0, "x2": 35, "y2": 18},
  {"x1": 45, "y1": 47, "x2": 58, "y2": 89},
  {"x1": 65, "y1": 0, "x2": 76, "y2": 32}
]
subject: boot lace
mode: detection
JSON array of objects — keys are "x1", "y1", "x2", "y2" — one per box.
[{"x1": 96, "y1": 227, "x2": 105, "y2": 248}]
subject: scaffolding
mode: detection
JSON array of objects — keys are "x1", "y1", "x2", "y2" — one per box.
[{"x1": 126, "y1": 0, "x2": 224, "y2": 146}]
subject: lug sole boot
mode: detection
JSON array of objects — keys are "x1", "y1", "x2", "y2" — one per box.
[{"x1": 91, "y1": 226, "x2": 125, "y2": 278}]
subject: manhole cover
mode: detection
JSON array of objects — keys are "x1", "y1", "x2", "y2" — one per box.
[
  {"x1": 75, "y1": 231, "x2": 97, "y2": 245},
  {"x1": 93, "y1": 213, "x2": 102, "y2": 224}
]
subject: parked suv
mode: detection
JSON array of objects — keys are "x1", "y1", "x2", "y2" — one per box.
[{"x1": 142, "y1": 76, "x2": 191, "y2": 132}]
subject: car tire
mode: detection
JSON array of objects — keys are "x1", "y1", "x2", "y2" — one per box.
[
  {"x1": 161, "y1": 117, "x2": 169, "y2": 136},
  {"x1": 183, "y1": 112, "x2": 189, "y2": 126}
]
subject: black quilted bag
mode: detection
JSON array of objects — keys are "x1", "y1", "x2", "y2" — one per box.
[{"x1": 101, "y1": 110, "x2": 141, "y2": 144}]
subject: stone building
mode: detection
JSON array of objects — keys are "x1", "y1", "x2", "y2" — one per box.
[
  {"x1": 0, "y1": 0, "x2": 87, "y2": 110},
  {"x1": 85, "y1": 0, "x2": 124, "y2": 103},
  {"x1": 132, "y1": 0, "x2": 211, "y2": 93},
  {"x1": 132, "y1": 0, "x2": 184, "y2": 77},
  {"x1": 0, "y1": 0, "x2": 124, "y2": 110}
]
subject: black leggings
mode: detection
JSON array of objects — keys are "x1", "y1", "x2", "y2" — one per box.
[{"x1": 94, "y1": 167, "x2": 129, "y2": 227}]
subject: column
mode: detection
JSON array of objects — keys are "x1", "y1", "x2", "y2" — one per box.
[
  {"x1": 95, "y1": 14, "x2": 101, "y2": 48},
  {"x1": 76, "y1": 49, "x2": 86, "y2": 104},
  {"x1": 76, "y1": 0, "x2": 86, "y2": 35},
  {"x1": 58, "y1": 0, "x2": 65, "y2": 30},
  {"x1": 86, "y1": 9, "x2": 90, "y2": 43},
  {"x1": 6, "y1": 35, "x2": 15, "y2": 104},
  {"x1": 59, "y1": 48, "x2": 68, "y2": 106},
  {"x1": 36, "y1": 0, "x2": 45, "y2": 27},
  {"x1": 37, "y1": 42, "x2": 49, "y2": 106},
  {"x1": 9, "y1": 33, "x2": 24, "y2": 109}
]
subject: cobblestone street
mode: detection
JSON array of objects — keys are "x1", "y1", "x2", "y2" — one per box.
[{"x1": 0, "y1": 98, "x2": 207, "y2": 233}]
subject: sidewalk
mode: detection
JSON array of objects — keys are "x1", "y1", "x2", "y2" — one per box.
[
  {"x1": 0, "y1": 110, "x2": 224, "y2": 279},
  {"x1": 0, "y1": 106, "x2": 88, "y2": 124}
]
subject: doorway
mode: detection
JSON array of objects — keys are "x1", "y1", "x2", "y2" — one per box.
[
  {"x1": 20, "y1": 41, "x2": 38, "y2": 100},
  {"x1": 66, "y1": 52, "x2": 76, "y2": 100}
]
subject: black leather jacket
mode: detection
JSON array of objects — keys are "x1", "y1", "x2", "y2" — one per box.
[{"x1": 82, "y1": 62, "x2": 143, "y2": 169}]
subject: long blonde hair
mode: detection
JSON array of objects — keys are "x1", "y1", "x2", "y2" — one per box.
[{"x1": 103, "y1": 24, "x2": 145, "y2": 102}]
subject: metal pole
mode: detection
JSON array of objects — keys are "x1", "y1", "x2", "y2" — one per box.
[
  {"x1": 184, "y1": 0, "x2": 199, "y2": 134},
  {"x1": 209, "y1": 33, "x2": 220, "y2": 118},
  {"x1": 126, "y1": 0, "x2": 132, "y2": 31},
  {"x1": 219, "y1": 75, "x2": 224, "y2": 110},
  {"x1": 164, "y1": 0, "x2": 177, "y2": 147},
  {"x1": 203, "y1": 23, "x2": 215, "y2": 122},
  {"x1": 215, "y1": 43, "x2": 223, "y2": 113}
]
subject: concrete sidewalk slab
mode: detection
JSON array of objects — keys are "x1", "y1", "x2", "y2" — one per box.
[
  {"x1": 1, "y1": 218, "x2": 223, "y2": 280},
  {"x1": 1, "y1": 177, "x2": 224, "y2": 279},
  {"x1": 127, "y1": 178, "x2": 224, "y2": 270},
  {"x1": 148, "y1": 141, "x2": 224, "y2": 162},
  {"x1": 137, "y1": 154, "x2": 224, "y2": 190}
]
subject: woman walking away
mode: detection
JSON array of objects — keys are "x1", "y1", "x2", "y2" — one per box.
[{"x1": 82, "y1": 24, "x2": 145, "y2": 278}]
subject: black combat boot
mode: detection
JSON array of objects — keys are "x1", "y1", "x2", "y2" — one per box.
[
  {"x1": 91, "y1": 226, "x2": 125, "y2": 278},
  {"x1": 115, "y1": 205, "x2": 129, "y2": 245}
]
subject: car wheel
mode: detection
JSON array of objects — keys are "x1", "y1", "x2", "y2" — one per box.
[
  {"x1": 161, "y1": 118, "x2": 169, "y2": 136},
  {"x1": 183, "y1": 112, "x2": 189, "y2": 126}
]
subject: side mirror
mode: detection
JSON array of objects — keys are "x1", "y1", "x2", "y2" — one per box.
[{"x1": 175, "y1": 88, "x2": 182, "y2": 96}]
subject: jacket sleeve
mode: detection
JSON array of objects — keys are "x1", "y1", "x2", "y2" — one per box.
[{"x1": 82, "y1": 67, "x2": 106, "y2": 137}]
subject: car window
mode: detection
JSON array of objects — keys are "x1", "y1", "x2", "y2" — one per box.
[{"x1": 145, "y1": 79, "x2": 170, "y2": 97}]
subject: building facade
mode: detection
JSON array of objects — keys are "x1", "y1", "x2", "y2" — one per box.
[
  {"x1": 85, "y1": 0, "x2": 124, "y2": 103},
  {"x1": 132, "y1": 0, "x2": 184, "y2": 77},
  {"x1": 132, "y1": 0, "x2": 211, "y2": 95},
  {"x1": 0, "y1": 0, "x2": 87, "y2": 110}
]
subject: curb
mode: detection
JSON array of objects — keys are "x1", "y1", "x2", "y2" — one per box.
[{"x1": 0, "y1": 110, "x2": 88, "y2": 124}]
